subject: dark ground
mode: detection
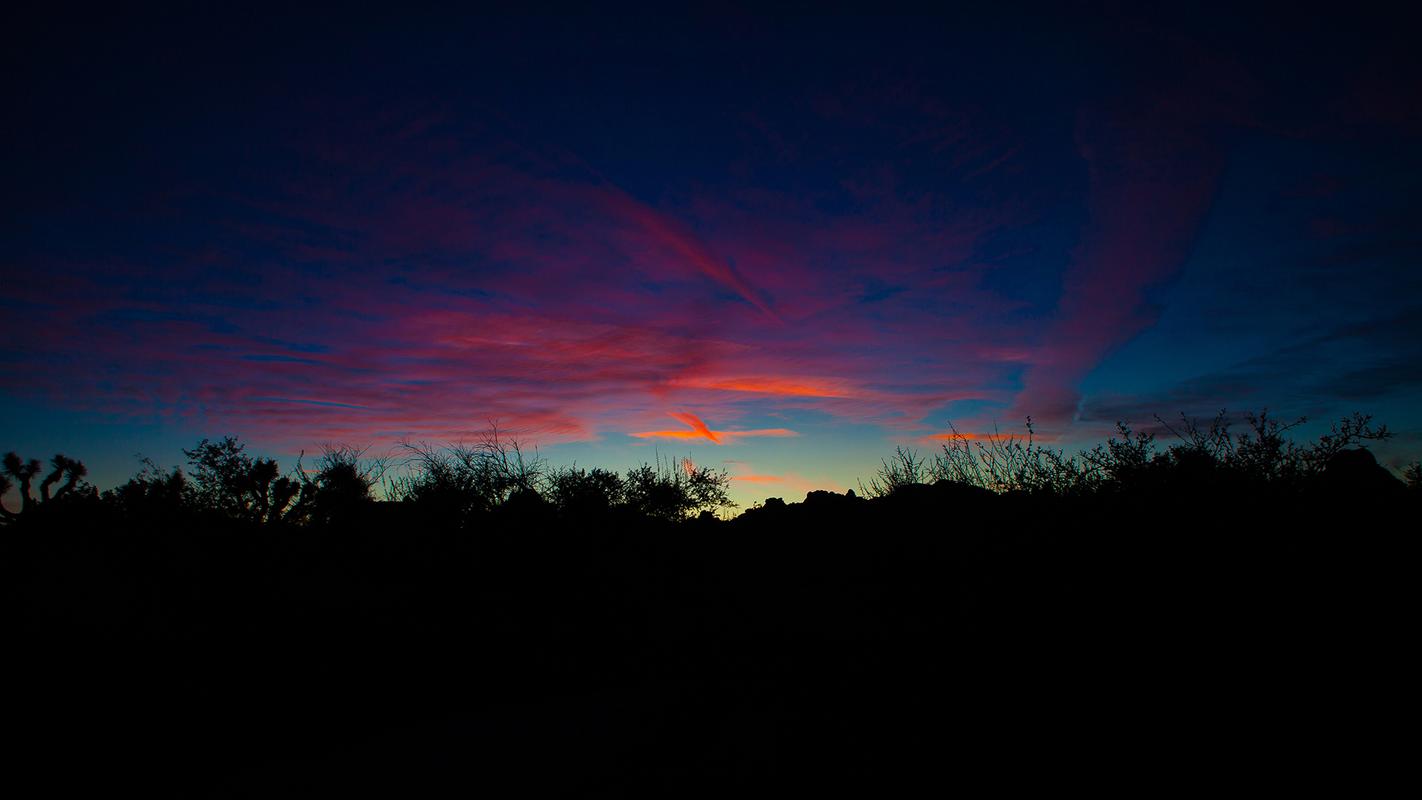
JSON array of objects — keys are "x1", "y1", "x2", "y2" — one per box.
[{"x1": 7, "y1": 480, "x2": 1411, "y2": 795}]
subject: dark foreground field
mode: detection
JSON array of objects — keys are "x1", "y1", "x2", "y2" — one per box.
[{"x1": 7, "y1": 466, "x2": 1411, "y2": 796}]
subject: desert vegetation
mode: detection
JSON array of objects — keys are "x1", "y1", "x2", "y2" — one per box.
[
  {"x1": 7, "y1": 410, "x2": 1410, "y2": 529},
  {"x1": 860, "y1": 410, "x2": 1405, "y2": 497},
  {"x1": 3, "y1": 410, "x2": 1414, "y2": 793}
]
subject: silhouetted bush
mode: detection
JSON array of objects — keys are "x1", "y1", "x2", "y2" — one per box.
[
  {"x1": 545, "y1": 465, "x2": 625, "y2": 516},
  {"x1": 390, "y1": 425, "x2": 546, "y2": 523},
  {"x1": 289, "y1": 445, "x2": 386, "y2": 526},
  {"x1": 858, "y1": 446, "x2": 931, "y2": 497},
  {"x1": 389, "y1": 431, "x2": 734, "y2": 522},
  {"x1": 869, "y1": 410, "x2": 1401, "y2": 498}
]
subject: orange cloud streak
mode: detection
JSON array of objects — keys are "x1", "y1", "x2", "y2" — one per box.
[
  {"x1": 668, "y1": 411, "x2": 720, "y2": 443},
  {"x1": 630, "y1": 412, "x2": 798, "y2": 444},
  {"x1": 630, "y1": 430, "x2": 711, "y2": 440}
]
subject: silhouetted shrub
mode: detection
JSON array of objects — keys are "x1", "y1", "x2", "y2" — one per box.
[
  {"x1": 622, "y1": 456, "x2": 734, "y2": 520},
  {"x1": 859, "y1": 446, "x2": 930, "y2": 497},
  {"x1": 930, "y1": 419, "x2": 1096, "y2": 495},
  {"x1": 290, "y1": 445, "x2": 386, "y2": 525},
  {"x1": 545, "y1": 466, "x2": 625, "y2": 516},
  {"x1": 867, "y1": 409, "x2": 1401, "y2": 498},
  {"x1": 389, "y1": 425, "x2": 546, "y2": 522}
]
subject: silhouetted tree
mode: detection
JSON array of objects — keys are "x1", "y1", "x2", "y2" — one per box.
[
  {"x1": 683, "y1": 457, "x2": 734, "y2": 516},
  {"x1": 103, "y1": 457, "x2": 190, "y2": 518},
  {"x1": 1298, "y1": 411, "x2": 1391, "y2": 473},
  {"x1": 622, "y1": 456, "x2": 734, "y2": 520},
  {"x1": 1, "y1": 451, "x2": 89, "y2": 523},
  {"x1": 1, "y1": 452, "x2": 41, "y2": 518},
  {"x1": 183, "y1": 436, "x2": 299, "y2": 523}
]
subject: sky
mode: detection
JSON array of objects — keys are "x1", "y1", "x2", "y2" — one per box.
[{"x1": 4, "y1": 7, "x2": 1421, "y2": 507}]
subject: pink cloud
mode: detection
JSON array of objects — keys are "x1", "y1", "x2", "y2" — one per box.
[
  {"x1": 1003, "y1": 92, "x2": 1228, "y2": 430},
  {"x1": 3, "y1": 81, "x2": 1236, "y2": 460}
]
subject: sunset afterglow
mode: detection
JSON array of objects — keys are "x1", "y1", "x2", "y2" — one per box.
[{"x1": 4, "y1": 9, "x2": 1420, "y2": 507}]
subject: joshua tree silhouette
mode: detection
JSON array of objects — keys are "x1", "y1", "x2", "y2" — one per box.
[{"x1": 0, "y1": 452, "x2": 88, "y2": 522}]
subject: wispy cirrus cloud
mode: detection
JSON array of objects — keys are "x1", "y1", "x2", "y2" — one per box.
[{"x1": 3, "y1": 94, "x2": 1035, "y2": 450}]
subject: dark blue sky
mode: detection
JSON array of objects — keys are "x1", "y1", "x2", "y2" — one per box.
[{"x1": 4, "y1": 7, "x2": 1420, "y2": 501}]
